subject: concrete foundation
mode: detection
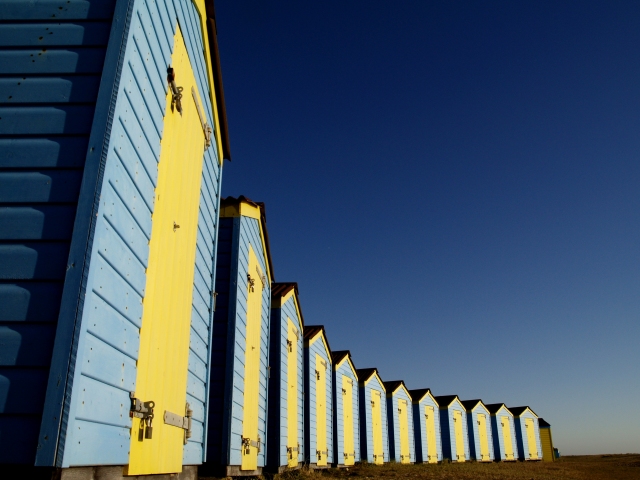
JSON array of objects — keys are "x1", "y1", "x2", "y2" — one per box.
[{"x1": 57, "y1": 465, "x2": 197, "y2": 480}]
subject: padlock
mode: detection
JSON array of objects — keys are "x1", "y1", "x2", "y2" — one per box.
[{"x1": 145, "y1": 414, "x2": 153, "y2": 439}]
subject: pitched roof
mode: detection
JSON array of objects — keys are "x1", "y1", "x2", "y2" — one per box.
[
  {"x1": 383, "y1": 381, "x2": 406, "y2": 395},
  {"x1": 303, "y1": 325, "x2": 331, "y2": 354},
  {"x1": 220, "y1": 196, "x2": 274, "y2": 280},
  {"x1": 538, "y1": 418, "x2": 551, "y2": 428},
  {"x1": 461, "y1": 399, "x2": 484, "y2": 411},
  {"x1": 356, "y1": 368, "x2": 384, "y2": 387},
  {"x1": 332, "y1": 350, "x2": 358, "y2": 377},
  {"x1": 433, "y1": 395, "x2": 459, "y2": 408},
  {"x1": 508, "y1": 406, "x2": 538, "y2": 417},
  {"x1": 408, "y1": 388, "x2": 435, "y2": 404},
  {"x1": 271, "y1": 282, "x2": 304, "y2": 327},
  {"x1": 485, "y1": 403, "x2": 511, "y2": 415}
]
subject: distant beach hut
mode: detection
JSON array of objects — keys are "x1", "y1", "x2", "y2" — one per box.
[
  {"x1": 206, "y1": 197, "x2": 274, "y2": 476},
  {"x1": 409, "y1": 389, "x2": 442, "y2": 464},
  {"x1": 356, "y1": 368, "x2": 389, "y2": 464},
  {"x1": 304, "y1": 326, "x2": 333, "y2": 468},
  {"x1": 384, "y1": 381, "x2": 415, "y2": 464},
  {"x1": 331, "y1": 351, "x2": 360, "y2": 467},
  {"x1": 266, "y1": 283, "x2": 305, "y2": 472},
  {"x1": 485, "y1": 404, "x2": 517, "y2": 461},
  {"x1": 461, "y1": 400, "x2": 494, "y2": 462},
  {"x1": 538, "y1": 418, "x2": 556, "y2": 462},
  {"x1": 509, "y1": 406, "x2": 542, "y2": 461},
  {"x1": 434, "y1": 396, "x2": 470, "y2": 462}
]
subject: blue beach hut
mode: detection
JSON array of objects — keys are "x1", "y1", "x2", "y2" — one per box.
[
  {"x1": 304, "y1": 326, "x2": 333, "y2": 468},
  {"x1": 384, "y1": 381, "x2": 415, "y2": 464},
  {"x1": 331, "y1": 351, "x2": 360, "y2": 467},
  {"x1": 266, "y1": 283, "x2": 305, "y2": 472},
  {"x1": 356, "y1": 368, "x2": 389, "y2": 465},
  {"x1": 509, "y1": 406, "x2": 542, "y2": 461},
  {"x1": 485, "y1": 403, "x2": 518, "y2": 461},
  {"x1": 461, "y1": 400, "x2": 494, "y2": 462},
  {"x1": 409, "y1": 389, "x2": 442, "y2": 464},
  {"x1": 205, "y1": 197, "x2": 274, "y2": 476},
  {"x1": 434, "y1": 395, "x2": 470, "y2": 463},
  {"x1": 0, "y1": 0, "x2": 230, "y2": 476}
]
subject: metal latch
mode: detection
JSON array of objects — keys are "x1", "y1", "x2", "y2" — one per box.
[
  {"x1": 315, "y1": 369, "x2": 321, "y2": 380},
  {"x1": 320, "y1": 359, "x2": 327, "y2": 369},
  {"x1": 163, "y1": 403, "x2": 193, "y2": 444},
  {"x1": 166, "y1": 67, "x2": 183, "y2": 115},
  {"x1": 287, "y1": 444, "x2": 299, "y2": 459},
  {"x1": 130, "y1": 393, "x2": 155, "y2": 440},
  {"x1": 287, "y1": 339, "x2": 293, "y2": 352},
  {"x1": 242, "y1": 435, "x2": 261, "y2": 454},
  {"x1": 247, "y1": 273, "x2": 256, "y2": 292},
  {"x1": 191, "y1": 86, "x2": 213, "y2": 148},
  {"x1": 317, "y1": 449, "x2": 327, "y2": 459}
]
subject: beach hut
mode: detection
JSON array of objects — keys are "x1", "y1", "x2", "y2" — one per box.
[
  {"x1": 538, "y1": 418, "x2": 555, "y2": 462},
  {"x1": 461, "y1": 400, "x2": 494, "y2": 462},
  {"x1": 331, "y1": 351, "x2": 360, "y2": 467},
  {"x1": 356, "y1": 368, "x2": 389, "y2": 465},
  {"x1": 409, "y1": 389, "x2": 442, "y2": 464},
  {"x1": 509, "y1": 406, "x2": 542, "y2": 461},
  {"x1": 485, "y1": 404, "x2": 518, "y2": 461},
  {"x1": 434, "y1": 396, "x2": 470, "y2": 462},
  {"x1": 0, "y1": 0, "x2": 230, "y2": 476},
  {"x1": 266, "y1": 283, "x2": 304, "y2": 472},
  {"x1": 304, "y1": 326, "x2": 333, "y2": 468},
  {"x1": 205, "y1": 197, "x2": 274, "y2": 476},
  {"x1": 384, "y1": 381, "x2": 415, "y2": 464}
]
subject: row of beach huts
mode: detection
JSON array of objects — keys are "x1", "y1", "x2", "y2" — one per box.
[{"x1": 0, "y1": 1, "x2": 555, "y2": 478}]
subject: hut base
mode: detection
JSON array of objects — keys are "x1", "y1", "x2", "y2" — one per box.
[
  {"x1": 58, "y1": 465, "x2": 197, "y2": 480},
  {"x1": 308, "y1": 463, "x2": 330, "y2": 470},
  {"x1": 225, "y1": 465, "x2": 263, "y2": 476},
  {"x1": 265, "y1": 464, "x2": 302, "y2": 473}
]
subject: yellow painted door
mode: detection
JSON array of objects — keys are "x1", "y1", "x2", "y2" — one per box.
[
  {"x1": 241, "y1": 246, "x2": 265, "y2": 470},
  {"x1": 127, "y1": 26, "x2": 207, "y2": 475},
  {"x1": 371, "y1": 390, "x2": 384, "y2": 464},
  {"x1": 287, "y1": 319, "x2": 298, "y2": 467},
  {"x1": 315, "y1": 355, "x2": 327, "y2": 466},
  {"x1": 453, "y1": 410, "x2": 465, "y2": 462},
  {"x1": 477, "y1": 413, "x2": 489, "y2": 461},
  {"x1": 342, "y1": 376, "x2": 354, "y2": 466},
  {"x1": 525, "y1": 418, "x2": 538, "y2": 459},
  {"x1": 501, "y1": 416, "x2": 514, "y2": 460},
  {"x1": 398, "y1": 399, "x2": 410, "y2": 463},
  {"x1": 424, "y1": 405, "x2": 437, "y2": 463}
]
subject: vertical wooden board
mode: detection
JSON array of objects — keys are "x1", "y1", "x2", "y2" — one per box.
[
  {"x1": 315, "y1": 353, "x2": 327, "y2": 466},
  {"x1": 478, "y1": 413, "x2": 489, "y2": 460},
  {"x1": 425, "y1": 405, "x2": 437, "y2": 463},
  {"x1": 398, "y1": 398, "x2": 409, "y2": 462},
  {"x1": 501, "y1": 415, "x2": 514, "y2": 459},
  {"x1": 453, "y1": 410, "x2": 465, "y2": 462},
  {"x1": 342, "y1": 374, "x2": 353, "y2": 465},
  {"x1": 287, "y1": 318, "x2": 298, "y2": 467}
]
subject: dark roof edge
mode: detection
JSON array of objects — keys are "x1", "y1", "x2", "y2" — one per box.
[{"x1": 304, "y1": 325, "x2": 332, "y2": 354}]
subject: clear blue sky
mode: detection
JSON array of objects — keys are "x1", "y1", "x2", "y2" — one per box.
[{"x1": 215, "y1": 1, "x2": 640, "y2": 455}]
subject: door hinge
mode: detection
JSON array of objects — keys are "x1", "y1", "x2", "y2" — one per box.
[
  {"x1": 163, "y1": 403, "x2": 193, "y2": 444},
  {"x1": 167, "y1": 67, "x2": 183, "y2": 115},
  {"x1": 192, "y1": 86, "x2": 213, "y2": 148}
]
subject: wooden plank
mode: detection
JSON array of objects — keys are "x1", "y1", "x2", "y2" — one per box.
[
  {"x1": 0, "y1": 76, "x2": 101, "y2": 104},
  {"x1": 72, "y1": 375, "x2": 132, "y2": 427},
  {"x1": 0, "y1": 170, "x2": 83, "y2": 203},
  {"x1": 0, "y1": 137, "x2": 88, "y2": 168},
  {"x1": 0, "y1": 243, "x2": 69, "y2": 280},
  {"x1": 0, "y1": 22, "x2": 111, "y2": 47},
  {"x1": 61, "y1": 419, "x2": 130, "y2": 466},
  {"x1": 0, "y1": 48, "x2": 107, "y2": 75},
  {"x1": 80, "y1": 332, "x2": 137, "y2": 391},
  {"x1": 0, "y1": 367, "x2": 49, "y2": 414},
  {"x1": 0, "y1": 106, "x2": 95, "y2": 135},
  {"x1": 0, "y1": 0, "x2": 117, "y2": 20},
  {"x1": 0, "y1": 205, "x2": 76, "y2": 240},
  {"x1": 0, "y1": 282, "x2": 63, "y2": 322},
  {"x1": 0, "y1": 324, "x2": 56, "y2": 366}
]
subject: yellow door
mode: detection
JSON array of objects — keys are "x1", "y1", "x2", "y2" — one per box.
[
  {"x1": 424, "y1": 405, "x2": 437, "y2": 463},
  {"x1": 127, "y1": 26, "x2": 207, "y2": 475},
  {"x1": 525, "y1": 418, "x2": 538, "y2": 459},
  {"x1": 453, "y1": 410, "x2": 465, "y2": 462},
  {"x1": 398, "y1": 399, "x2": 410, "y2": 463},
  {"x1": 240, "y1": 246, "x2": 265, "y2": 471},
  {"x1": 342, "y1": 376, "x2": 354, "y2": 466},
  {"x1": 501, "y1": 416, "x2": 514, "y2": 460},
  {"x1": 477, "y1": 413, "x2": 489, "y2": 461},
  {"x1": 315, "y1": 355, "x2": 327, "y2": 466},
  {"x1": 287, "y1": 319, "x2": 298, "y2": 467},
  {"x1": 371, "y1": 390, "x2": 384, "y2": 464}
]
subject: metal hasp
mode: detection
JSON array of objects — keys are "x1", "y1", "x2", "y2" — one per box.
[
  {"x1": 163, "y1": 403, "x2": 193, "y2": 445},
  {"x1": 242, "y1": 435, "x2": 261, "y2": 454},
  {"x1": 167, "y1": 66, "x2": 183, "y2": 115},
  {"x1": 192, "y1": 86, "x2": 213, "y2": 148},
  {"x1": 130, "y1": 393, "x2": 155, "y2": 440}
]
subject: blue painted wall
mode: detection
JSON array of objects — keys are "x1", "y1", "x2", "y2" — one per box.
[
  {"x1": 411, "y1": 394, "x2": 442, "y2": 463},
  {"x1": 267, "y1": 295, "x2": 304, "y2": 469},
  {"x1": 207, "y1": 215, "x2": 271, "y2": 469},
  {"x1": 465, "y1": 404, "x2": 494, "y2": 461},
  {"x1": 490, "y1": 407, "x2": 519, "y2": 461},
  {"x1": 386, "y1": 387, "x2": 415, "y2": 463},
  {"x1": 332, "y1": 359, "x2": 360, "y2": 466},
  {"x1": 358, "y1": 375, "x2": 389, "y2": 463},
  {"x1": 513, "y1": 411, "x2": 542, "y2": 461},
  {"x1": 303, "y1": 333, "x2": 333, "y2": 466},
  {"x1": 439, "y1": 399, "x2": 470, "y2": 462}
]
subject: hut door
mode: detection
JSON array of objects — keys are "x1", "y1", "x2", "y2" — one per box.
[
  {"x1": 525, "y1": 418, "x2": 538, "y2": 459},
  {"x1": 371, "y1": 390, "x2": 384, "y2": 464},
  {"x1": 477, "y1": 413, "x2": 489, "y2": 460},
  {"x1": 398, "y1": 399, "x2": 410, "y2": 463},
  {"x1": 315, "y1": 354, "x2": 327, "y2": 466},
  {"x1": 127, "y1": 26, "x2": 207, "y2": 476},
  {"x1": 287, "y1": 318, "x2": 299, "y2": 467},
  {"x1": 501, "y1": 416, "x2": 514, "y2": 459},
  {"x1": 424, "y1": 405, "x2": 437, "y2": 463},
  {"x1": 453, "y1": 410, "x2": 465, "y2": 462},
  {"x1": 241, "y1": 246, "x2": 265, "y2": 471},
  {"x1": 342, "y1": 376, "x2": 354, "y2": 465}
]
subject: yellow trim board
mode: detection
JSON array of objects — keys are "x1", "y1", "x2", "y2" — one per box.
[
  {"x1": 364, "y1": 372, "x2": 386, "y2": 391},
  {"x1": 387, "y1": 384, "x2": 411, "y2": 399},
  {"x1": 335, "y1": 356, "x2": 358, "y2": 378},
  {"x1": 308, "y1": 330, "x2": 331, "y2": 358},
  {"x1": 515, "y1": 407, "x2": 538, "y2": 418},
  {"x1": 271, "y1": 290, "x2": 304, "y2": 333}
]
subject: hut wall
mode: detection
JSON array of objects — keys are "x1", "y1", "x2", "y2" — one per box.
[
  {"x1": 332, "y1": 361, "x2": 360, "y2": 466},
  {"x1": 439, "y1": 403, "x2": 469, "y2": 462},
  {"x1": 514, "y1": 413, "x2": 542, "y2": 461},
  {"x1": 358, "y1": 378, "x2": 389, "y2": 463},
  {"x1": 490, "y1": 410, "x2": 518, "y2": 461},
  {"x1": 304, "y1": 337, "x2": 333, "y2": 465},
  {"x1": 387, "y1": 389, "x2": 415, "y2": 463},
  {"x1": 539, "y1": 425, "x2": 555, "y2": 462},
  {"x1": 466, "y1": 406, "x2": 494, "y2": 461},
  {"x1": 412, "y1": 397, "x2": 442, "y2": 463}
]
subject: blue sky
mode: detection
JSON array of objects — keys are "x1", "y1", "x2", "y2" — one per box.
[{"x1": 215, "y1": 1, "x2": 640, "y2": 454}]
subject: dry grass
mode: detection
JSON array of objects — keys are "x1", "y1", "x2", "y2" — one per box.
[{"x1": 239, "y1": 455, "x2": 640, "y2": 480}]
